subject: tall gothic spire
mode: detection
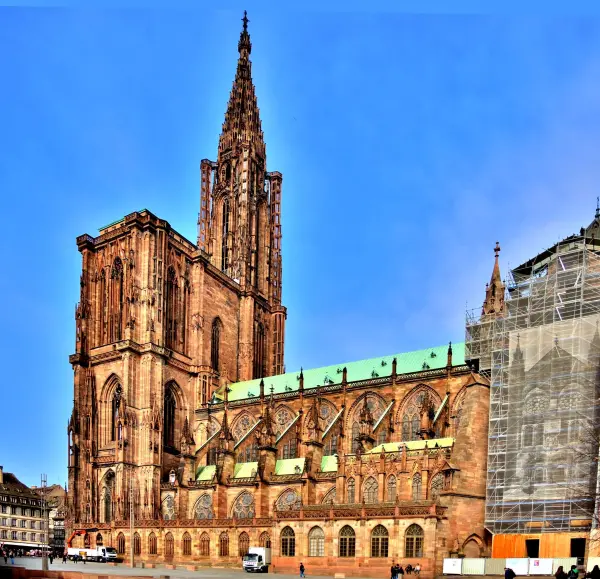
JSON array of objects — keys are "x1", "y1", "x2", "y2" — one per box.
[
  {"x1": 219, "y1": 11, "x2": 265, "y2": 158},
  {"x1": 482, "y1": 241, "x2": 506, "y2": 317}
]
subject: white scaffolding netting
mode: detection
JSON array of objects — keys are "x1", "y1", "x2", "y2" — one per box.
[{"x1": 466, "y1": 241, "x2": 600, "y2": 533}]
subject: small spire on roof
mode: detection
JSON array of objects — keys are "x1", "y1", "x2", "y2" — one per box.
[{"x1": 596, "y1": 196, "x2": 599, "y2": 219}]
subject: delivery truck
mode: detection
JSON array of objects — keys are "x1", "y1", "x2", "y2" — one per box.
[
  {"x1": 242, "y1": 547, "x2": 271, "y2": 573},
  {"x1": 67, "y1": 546, "x2": 118, "y2": 562}
]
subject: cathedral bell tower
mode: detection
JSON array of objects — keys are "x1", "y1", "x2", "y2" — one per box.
[{"x1": 198, "y1": 12, "x2": 285, "y2": 379}]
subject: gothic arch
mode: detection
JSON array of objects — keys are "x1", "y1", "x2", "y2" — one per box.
[
  {"x1": 303, "y1": 398, "x2": 338, "y2": 436},
  {"x1": 395, "y1": 384, "x2": 443, "y2": 425},
  {"x1": 231, "y1": 411, "x2": 258, "y2": 443},
  {"x1": 345, "y1": 391, "x2": 387, "y2": 430},
  {"x1": 396, "y1": 384, "x2": 443, "y2": 440},
  {"x1": 192, "y1": 494, "x2": 213, "y2": 519},
  {"x1": 231, "y1": 490, "x2": 255, "y2": 519},
  {"x1": 99, "y1": 470, "x2": 115, "y2": 523},
  {"x1": 274, "y1": 405, "x2": 295, "y2": 437},
  {"x1": 321, "y1": 486, "x2": 336, "y2": 504},
  {"x1": 462, "y1": 533, "x2": 484, "y2": 558},
  {"x1": 100, "y1": 373, "x2": 123, "y2": 402},
  {"x1": 451, "y1": 385, "x2": 468, "y2": 435},
  {"x1": 275, "y1": 488, "x2": 302, "y2": 511}
]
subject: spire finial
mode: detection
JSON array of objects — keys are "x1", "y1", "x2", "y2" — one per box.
[
  {"x1": 242, "y1": 10, "x2": 249, "y2": 32},
  {"x1": 494, "y1": 241, "x2": 501, "y2": 260},
  {"x1": 596, "y1": 196, "x2": 599, "y2": 219}
]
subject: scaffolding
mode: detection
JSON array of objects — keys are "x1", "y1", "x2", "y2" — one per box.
[{"x1": 466, "y1": 237, "x2": 600, "y2": 534}]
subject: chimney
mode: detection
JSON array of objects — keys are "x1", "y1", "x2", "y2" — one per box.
[{"x1": 0, "y1": 466, "x2": 3, "y2": 484}]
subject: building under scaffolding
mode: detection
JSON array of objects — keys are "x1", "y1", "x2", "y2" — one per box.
[{"x1": 466, "y1": 213, "x2": 600, "y2": 549}]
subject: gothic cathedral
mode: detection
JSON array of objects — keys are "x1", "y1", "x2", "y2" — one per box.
[{"x1": 67, "y1": 13, "x2": 492, "y2": 577}]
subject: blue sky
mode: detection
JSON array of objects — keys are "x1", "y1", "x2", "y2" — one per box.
[{"x1": 2, "y1": 8, "x2": 600, "y2": 486}]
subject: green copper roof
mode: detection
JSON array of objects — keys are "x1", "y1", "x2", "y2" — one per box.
[
  {"x1": 234, "y1": 462, "x2": 258, "y2": 479},
  {"x1": 222, "y1": 342, "x2": 464, "y2": 402},
  {"x1": 195, "y1": 465, "x2": 216, "y2": 481},
  {"x1": 321, "y1": 455, "x2": 338, "y2": 473},
  {"x1": 368, "y1": 437, "x2": 455, "y2": 454},
  {"x1": 275, "y1": 458, "x2": 305, "y2": 475}
]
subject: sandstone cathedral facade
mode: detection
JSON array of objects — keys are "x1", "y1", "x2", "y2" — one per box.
[{"x1": 66, "y1": 13, "x2": 492, "y2": 577}]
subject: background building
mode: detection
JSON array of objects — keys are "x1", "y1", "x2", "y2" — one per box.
[
  {"x1": 0, "y1": 466, "x2": 48, "y2": 553},
  {"x1": 466, "y1": 216, "x2": 600, "y2": 559},
  {"x1": 65, "y1": 13, "x2": 492, "y2": 578}
]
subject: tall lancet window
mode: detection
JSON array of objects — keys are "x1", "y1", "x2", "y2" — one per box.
[
  {"x1": 165, "y1": 267, "x2": 178, "y2": 350},
  {"x1": 221, "y1": 197, "x2": 230, "y2": 273},
  {"x1": 163, "y1": 388, "x2": 176, "y2": 449},
  {"x1": 253, "y1": 322, "x2": 265, "y2": 379},
  {"x1": 254, "y1": 205, "x2": 261, "y2": 289},
  {"x1": 110, "y1": 257, "x2": 124, "y2": 342},
  {"x1": 211, "y1": 318, "x2": 221, "y2": 372}
]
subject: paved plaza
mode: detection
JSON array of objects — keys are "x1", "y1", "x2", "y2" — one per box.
[{"x1": 0, "y1": 558, "x2": 365, "y2": 579}]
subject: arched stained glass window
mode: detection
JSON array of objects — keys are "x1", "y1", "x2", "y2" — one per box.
[
  {"x1": 163, "y1": 387, "x2": 176, "y2": 448},
  {"x1": 148, "y1": 533, "x2": 157, "y2": 555},
  {"x1": 339, "y1": 526, "x2": 356, "y2": 558},
  {"x1": 211, "y1": 318, "x2": 221, "y2": 372},
  {"x1": 238, "y1": 532, "x2": 250, "y2": 557},
  {"x1": 200, "y1": 533, "x2": 210, "y2": 556},
  {"x1": 194, "y1": 494, "x2": 213, "y2": 519},
  {"x1": 259, "y1": 532, "x2": 271, "y2": 549},
  {"x1": 276, "y1": 490, "x2": 302, "y2": 511},
  {"x1": 405, "y1": 524, "x2": 424, "y2": 557},
  {"x1": 117, "y1": 533, "x2": 125, "y2": 555},
  {"x1": 232, "y1": 492, "x2": 255, "y2": 519},
  {"x1": 387, "y1": 475, "x2": 397, "y2": 502},
  {"x1": 430, "y1": 473, "x2": 444, "y2": 501},
  {"x1": 412, "y1": 473, "x2": 422, "y2": 501},
  {"x1": 165, "y1": 533, "x2": 174, "y2": 557},
  {"x1": 133, "y1": 532, "x2": 141, "y2": 555},
  {"x1": 219, "y1": 532, "x2": 229, "y2": 557},
  {"x1": 321, "y1": 487, "x2": 336, "y2": 505},
  {"x1": 364, "y1": 477, "x2": 378, "y2": 504},
  {"x1": 182, "y1": 532, "x2": 192, "y2": 556},
  {"x1": 347, "y1": 478, "x2": 355, "y2": 504},
  {"x1": 308, "y1": 526, "x2": 325, "y2": 557},
  {"x1": 371, "y1": 525, "x2": 389, "y2": 558},
  {"x1": 281, "y1": 526, "x2": 295, "y2": 557}
]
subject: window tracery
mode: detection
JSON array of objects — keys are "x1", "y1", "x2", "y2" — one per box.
[
  {"x1": 339, "y1": 526, "x2": 356, "y2": 558},
  {"x1": 405, "y1": 524, "x2": 424, "y2": 557},
  {"x1": 182, "y1": 532, "x2": 192, "y2": 556},
  {"x1": 200, "y1": 533, "x2": 210, "y2": 556},
  {"x1": 280, "y1": 526, "x2": 295, "y2": 557},
  {"x1": 371, "y1": 525, "x2": 389, "y2": 558},
  {"x1": 387, "y1": 475, "x2": 397, "y2": 502},
  {"x1": 232, "y1": 413, "x2": 256, "y2": 442},
  {"x1": 347, "y1": 478, "x2": 356, "y2": 504},
  {"x1": 363, "y1": 477, "x2": 378, "y2": 504},
  {"x1": 239, "y1": 532, "x2": 250, "y2": 557},
  {"x1": 308, "y1": 526, "x2": 325, "y2": 557},
  {"x1": 412, "y1": 473, "x2": 422, "y2": 501},
  {"x1": 193, "y1": 494, "x2": 213, "y2": 519},
  {"x1": 161, "y1": 494, "x2": 175, "y2": 520},
  {"x1": 430, "y1": 473, "x2": 444, "y2": 501},
  {"x1": 322, "y1": 487, "x2": 336, "y2": 504},
  {"x1": 163, "y1": 387, "x2": 176, "y2": 448},
  {"x1": 232, "y1": 492, "x2": 255, "y2": 519},
  {"x1": 165, "y1": 533, "x2": 174, "y2": 557},
  {"x1": 274, "y1": 406, "x2": 295, "y2": 438},
  {"x1": 276, "y1": 490, "x2": 302, "y2": 511},
  {"x1": 149, "y1": 533, "x2": 157, "y2": 555}
]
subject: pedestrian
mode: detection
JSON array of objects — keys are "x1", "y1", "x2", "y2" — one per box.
[
  {"x1": 590, "y1": 566, "x2": 600, "y2": 579},
  {"x1": 2, "y1": 551, "x2": 7, "y2": 565},
  {"x1": 62, "y1": 551, "x2": 67, "y2": 564},
  {"x1": 414, "y1": 564, "x2": 421, "y2": 576},
  {"x1": 569, "y1": 566, "x2": 579, "y2": 579},
  {"x1": 398, "y1": 564, "x2": 405, "y2": 577},
  {"x1": 49, "y1": 553, "x2": 54, "y2": 565},
  {"x1": 505, "y1": 567, "x2": 516, "y2": 579},
  {"x1": 556, "y1": 566, "x2": 568, "y2": 579},
  {"x1": 73, "y1": 553, "x2": 78, "y2": 564},
  {"x1": 9, "y1": 551, "x2": 14, "y2": 565},
  {"x1": 406, "y1": 564, "x2": 413, "y2": 575},
  {"x1": 300, "y1": 562, "x2": 305, "y2": 578},
  {"x1": 391, "y1": 563, "x2": 397, "y2": 579}
]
